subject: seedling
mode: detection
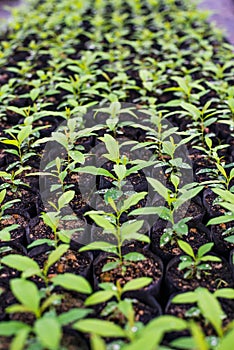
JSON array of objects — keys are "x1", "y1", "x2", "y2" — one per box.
[
  {"x1": 180, "y1": 101, "x2": 219, "y2": 145},
  {"x1": 131, "y1": 177, "x2": 203, "y2": 246},
  {"x1": 0, "y1": 166, "x2": 30, "y2": 193},
  {"x1": 85, "y1": 278, "x2": 152, "y2": 335},
  {"x1": 77, "y1": 134, "x2": 151, "y2": 271},
  {"x1": 93, "y1": 101, "x2": 138, "y2": 137},
  {"x1": 207, "y1": 188, "x2": 234, "y2": 243},
  {"x1": 164, "y1": 76, "x2": 205, "y2": 103},
  {"x1": 173, "y1": 287, "x2": 234, "y2": 338},
  {"x1": 177, "y1": 240, "x2": 221, "y2": 280}
]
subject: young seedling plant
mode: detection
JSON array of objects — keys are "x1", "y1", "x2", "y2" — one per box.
[
  {"x1": 177, "y1": 240, "x2": 221, "y2": 280},
  {"x1": 131, "y1": 177, "x2": 203, "y2": 247}
]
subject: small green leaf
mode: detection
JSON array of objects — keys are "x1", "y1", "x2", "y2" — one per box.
[
  {"x1": 30, "y1": 88, "x2": 40, "y2": 101},
  {"x1": 196, "y1": 288, "x2": 224, "y2": 337},
  {"x1": 35, "y1": 317, "x2": 62, "y2": 350},
  {"x1": 88, "y1": 214, "x2": 115, "y2": 231},
  {"x1": 181, "y1": 102, "x2": 200, "y2": 120},
  {"x1": 58, "y1": 190, "x2": 75, "y2": 210},
  {"x1": 1, "y1": 255, "x2": 40, "y2": 274},
  {"x1": 122, "y1": 277, "x2": 152, "y2": 293},
  {"x1": 90, "y1": 334, "x2": 106, "y2": 350},
  {"x1": 58, "y1": 308, "x2": 92, "y2": 326},
  {"x1": 73, "y1": 319, "x2": 126, "y2": 338},
  {"x1": 102, "y1": 261, "x2": 119, "y2": 272},
  {"x1": 174, "y1": 186, "x2": 203, "y2": 210},
  {"x1": 79, "y1": 241, "x2": 117, "y2": 254},
  {"x1": 10, "y1": 327, "x2": 30, "y2": 350},
  {"x1": 0, "y1": 321, "x2": 30, "y2": 336},
  {"x1": 44, "y1": 244, "x2": 69, "y2": 274},
  {"x1": 0, "y1": 189, "x2": 6, "y2": 203},
  {"x1": 214, "y1": 288, "x2": 234, "y2": 299},
  {"x1": 85, "y1": 291, "x2": 116, "y2": 306},
  {"x1": 121, "y1": 220, "x2": 144, "y2": 238},
  {"x1": 123, "y1": 252, "x2": 146, "y2": 262},
  {"x1": 10, "y1": 279, "x2": 40, "y2": 316},
  {"x1": 200, "y1": 255, "x2": 221, "y2": 262},
  {"x1": 18, "y1": 125, "x2": 32, "y2": 145},
  {"x1": 172, "y1": 292, "x2": 198, "y2": 304},
  {"x1": 197, "y1": 243, "x2": 214, "y2": 258},
  {"x1": 178, "y1": 240, "x2": 195, "y2": 259},
  {"x1": 121, "y1": 192, "x2": 147, "y2": 213},
  {"x1": 74, "y1": 166, "x2": 116, "y2": 179},
  {"x1": 114, "y1": 164, "x2": 126, "y2": 181},
  {"x1": 147, "y1": 177, "x2": 168, "y2": 201},
  {"x1": 217, "y1": 327, "x2": 234, "y2": 350},
  {"x1": 100, "y1": 134, "x2": 119, "y2": 161},
  {"x1": 52, "y1": 273, "x2": 92, "y2": 294}
]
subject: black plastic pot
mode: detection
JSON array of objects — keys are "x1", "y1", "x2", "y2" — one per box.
[
  {"x1": 93, "y1": 245, "x2": 164, "y2": 302},
  {"x1": 165, "y1": 254, "x2": 234, "y2": 295},
  {"x1": 210, "y1": 224, "x2": 234, "y2": 258}
]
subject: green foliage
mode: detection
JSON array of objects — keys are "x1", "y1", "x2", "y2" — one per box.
[{"x1": 178, "y1": 241, "x2": 221, "y2": 280}]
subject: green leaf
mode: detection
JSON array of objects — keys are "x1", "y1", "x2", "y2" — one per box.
[
  {"x1": 41, "y1": 212, "x2": 59, "y2": 232},
  {"x1": 41, "y1": 294, "x2": 63, "y2": 313},
  {"x1": 174, "y1": 186, "x2": 203, "y2": 210},
  {"x1": 100, "y1": 134, "x2": 119, "y2": 161},
  {"x1": 73, "y1": 319, "x2": 126, "y2": 338},
  {"x1": 197, "y1": 243, "x2": 214, "y2": 258},
  {"x1": 88, "y1": 214, "x2": 115, "y2": 231},
  {"x1": 52, "y1": 273, "x2": 92, "y2": 294},
  {"x1": 122, "y1": 330, "x2": 162, "y2": 350},
  {"x1": 212, "y1": 188, "x2": 234, "y2": 204},
  {"x1": 10, "y1": 279, "x2": 40, "y2": 316},
  {"x1": 69, "y1": 150, "x2": 85, "y2": 164},
  {"x1": 196, "y1": 288, "x2": 224, "y2": 337},
  {"x1": 0, "y1": 321, "x2": 30, "y2": 336},
  {"x1": 146, "y1": 315, "x2": 188, "y2": 333},
  {"x1": 170, "y1": 337, "x2": 196, "y2": 350},
  {"x1": 113, "y1": 164, "x2": 126, "y2": 181},
  {"x1": 57, "y1": 82, "x2": 74, "y2": 93},
  {"x1": 172, "y1": 292, "x2": 198, "y2": 304},
  {"x1": 1, "y1": 255, "x2": 40, "y2": 274},
  {"x1": 121, "y1": 220, "x2": 144, "y2": 238},
  {"x1": 188, "y1": 321, "x2": 209, "y2": 350},
  {"x1": 58, "y1": 190, "x2": 75, "y2": 210},
  {"x1": 121, "y1": 192, "x2": 147, "y2": 213},
  {"x1": 102, "y1": 261, "x2": 119, "y2": 272},
  {"x1": 58, "y1": 308, "x2": 92, "y2": 326},
  {"x1": 90, "y1": 334, "x2": 106, "y2": 350},
  {"x1": 217, "y1": 327, "x2": 234, "y2": 350},
  {"x1": 208, "y1": 215, "x2": 234, "y2": 225},
  {"x1": 30, "y1": 88, "x2": 40, "y2": 101},
  {"x1": 178, "y1": 240, "x2": 195, "y2": 259},
  {"x1": 18, "y1": 125, "x2": 32, "y2": 145},
  {"x1": 123, "y1": 252, "x2": 146, "y2": 262},
  {"x1": 0, "y1": 189, "x2": 6, "y2": 203},
  {"x1": 181, "y1": 102, "x2": 200, "y2": 120},
  {"x1": 0, "y1": 139, "x2": 19, "y2": 147},
  {"x1": 122, "y1": 277, "x2": 152, "y2": 293},
  {"x1": 200, "y1": 256, "x2": 221, "y2": 262},
  {"x1": 130, "y1": 206, "x2": 172, "y2": 221},
  {"x1": 44, "y1": 244, "x2": 69, "y2": 273},
  {"x1": 214, "y1": 288, "x2": 234, "y2": 299},
  {"x1": 79, "y1": 241, "x2": 117, "y2": 254},
  {"x1": 122, "y1": 232, "x2": 150, "y2": 244},
  {"x1": 10, "y1": 327, "x2": 30, "y2": 350},
  {"x1": 85, "y1": 291, "x2": 116, "y2": 306},
  {"x1": 6, "y1": 106, "x2": 26, "y2": 117},
  {"x1": 74, "y1": 166, "x2": 115, "y2": 179},
  {"x1": 147, "y1": 177, "x2": 168, "y2": 201},
  {"x1": 35, "y1": 317, "x2": 62, "y2": 350}
]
